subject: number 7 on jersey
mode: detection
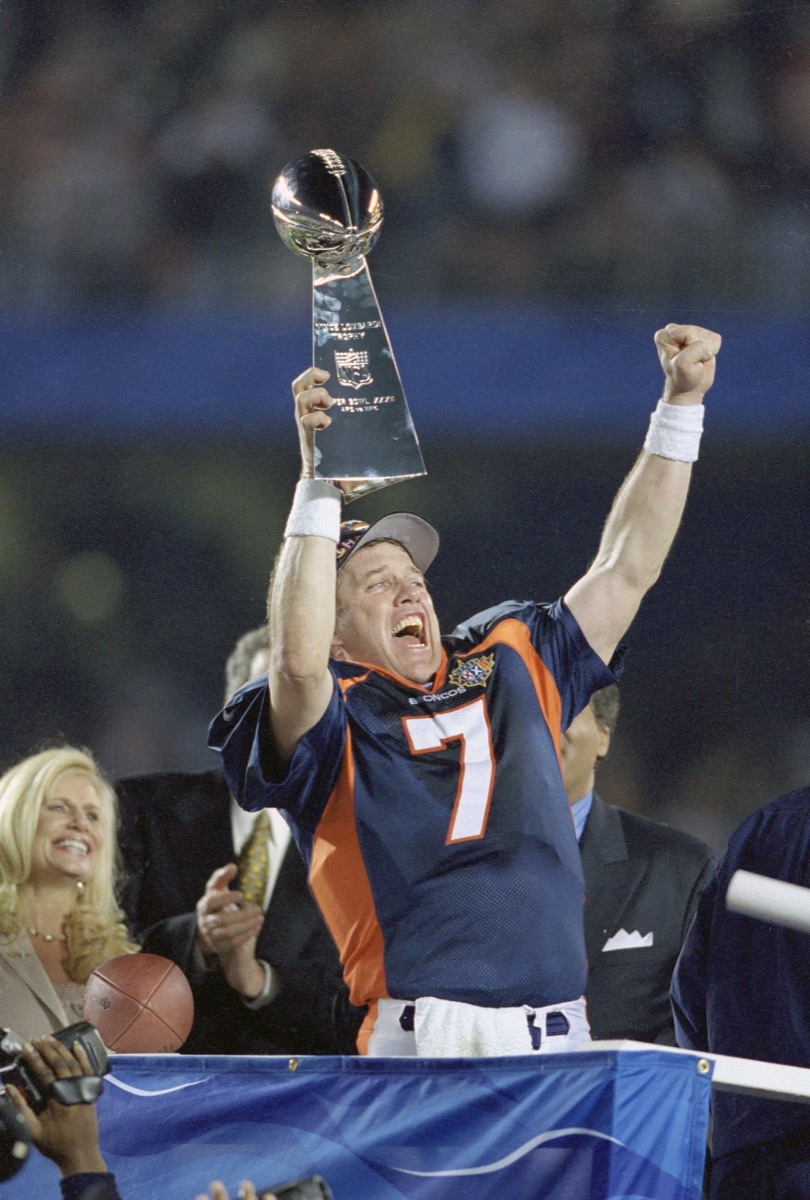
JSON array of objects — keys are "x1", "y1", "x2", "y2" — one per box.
[{"x1": 402, "y1": 697, "x2": 496, "y2": 843}]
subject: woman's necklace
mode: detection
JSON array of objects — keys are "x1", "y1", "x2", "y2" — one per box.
[{"x1": 27, "y1": 926, "x2": 67, "y2": 944}]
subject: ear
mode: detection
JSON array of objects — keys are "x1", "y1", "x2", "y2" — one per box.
[
  {"x1": 596, "y1": 725, "x2": 611, "y2": 762},
  {"x1": 330, "y1": 634, "x2": 346, "y2": 660}
]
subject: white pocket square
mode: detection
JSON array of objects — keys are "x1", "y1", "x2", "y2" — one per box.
[{"x1": 601, "y1": 929, "x2": 654, "y2": 952}]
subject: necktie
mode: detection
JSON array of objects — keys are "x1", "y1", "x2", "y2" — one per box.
[{"x1": 235, "y1": 810, "x2": 271, "y2": 908}]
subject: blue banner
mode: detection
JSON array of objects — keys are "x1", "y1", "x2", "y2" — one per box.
[
  {"x1": 0, "y1": 310, "x2": 807, "y2": 438},
  {"x1": 5, "y1": 1048, "x2": 711, "y2": 1200}
]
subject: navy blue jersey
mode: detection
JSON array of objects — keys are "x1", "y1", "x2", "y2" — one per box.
[
  {"x1": 210, "y1": 599, "x2": 621, "y2": 1013},
  {"x1": 672, "y1": 786, "x2": 810, "y2": 1158}
]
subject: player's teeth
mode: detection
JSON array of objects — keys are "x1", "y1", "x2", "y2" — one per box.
[{"x1": 393, "y1": 617, "x2": 423, "y2": 637}]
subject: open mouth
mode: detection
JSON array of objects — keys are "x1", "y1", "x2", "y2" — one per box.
[
  {"x1": 392, "y1": 615, "x2": 426, "y2": 645},
  {"x1": 53, "y1": 838, "x2": 90, "y2": 855}
]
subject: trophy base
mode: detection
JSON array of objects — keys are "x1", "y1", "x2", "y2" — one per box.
[{"x1": 319, "y1": 472, "x2": 426, "y2": 502}]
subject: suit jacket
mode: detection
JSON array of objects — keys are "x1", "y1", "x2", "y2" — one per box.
[
  {"x1": 0, "y1": 932, "x2": 74, "y2": 1039},
  {"x1": 579, "y1": 794, "x2": 714, "y2": 1044},
  {"x1": 116, "y1": 770, "x2": 358, "y2": 1056}
]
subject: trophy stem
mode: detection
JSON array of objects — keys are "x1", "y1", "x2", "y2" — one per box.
[{"x1": 311, "y1": 260, "x2": 426, "y2": 501}]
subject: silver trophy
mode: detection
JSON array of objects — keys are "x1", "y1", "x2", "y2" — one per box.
[{"x1": 271, "y1": 149, "x2": 426, "y2": 500}]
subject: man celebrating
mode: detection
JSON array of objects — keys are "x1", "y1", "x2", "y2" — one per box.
[{"x1": 210, "y1": 323, "x2": 720, "y2": 1057}]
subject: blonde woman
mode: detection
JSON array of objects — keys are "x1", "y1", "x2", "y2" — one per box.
[{"x1": 0, "y1": 746, "x2": 137, "y2": 1038}]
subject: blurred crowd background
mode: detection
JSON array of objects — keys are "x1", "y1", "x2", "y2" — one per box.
[
  {"x1": 2, "y1": 0, "x2": 810, "y2": 310},
  {"x1": 0, "y1": 0, "x2": 807, "y2": 853}
]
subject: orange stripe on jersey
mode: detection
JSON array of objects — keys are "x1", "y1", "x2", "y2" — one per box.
[
  {"x1": 335, "y1": 648, "x2": 450, "y2": 694},
  {"x1": 338, "y1": 670, "x2": 372, "y2": 694},
  {"x1": 308, "y1": 720, "x2": 388, "y2": 1009},
  {"x1": 474, "y1": 618, "x2": 564, "y2": 759}
]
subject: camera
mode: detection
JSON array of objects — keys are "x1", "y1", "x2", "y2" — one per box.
[
  {"x1": 258, "y1": 1175, "x2": 334, "y2": 1200},
  {"x1": 0, "y1": 1020, "x2": 109, "y2": 1114}
]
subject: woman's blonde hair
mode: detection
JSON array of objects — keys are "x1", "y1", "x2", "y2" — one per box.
[{"x1": 0, "y1": 745, "x2": 138, "y2": 982}]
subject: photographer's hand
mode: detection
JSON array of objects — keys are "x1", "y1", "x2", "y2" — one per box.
[{"x1": 5, "y1": 1036, "x2": 107, "y2": 1177}]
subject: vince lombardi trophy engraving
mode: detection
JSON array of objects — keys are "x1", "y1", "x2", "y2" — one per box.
[{"x1": 271, "y1": 149, "x2": 426, "y2": 500}]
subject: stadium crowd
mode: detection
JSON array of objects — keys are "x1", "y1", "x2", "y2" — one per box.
[{"x1": 0, "y1": 0, "x2": 809, "y2": 312}]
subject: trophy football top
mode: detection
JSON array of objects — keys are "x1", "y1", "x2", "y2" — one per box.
[{"x1": 271, "y1": 149, "x2": 384, "y2": 269}]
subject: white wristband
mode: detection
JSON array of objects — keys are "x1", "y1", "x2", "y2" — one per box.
[
  {"x1": 644, "y1": 399, "x2": 705, "y2": 462},
  {"x1": 283, "y1": 479, "x2": 342, "y2": 542}
]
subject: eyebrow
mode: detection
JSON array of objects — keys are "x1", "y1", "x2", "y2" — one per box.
[{"x1": 358, "y1": 564, "x2": 425, "y2": 585}]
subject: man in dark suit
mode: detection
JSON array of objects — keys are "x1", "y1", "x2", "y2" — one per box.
[
  {"x1": 117, "y1": 626, "x2": 360, "y2": 1056},
  {"x1": 562, "y1": 684, "x2": 715, "y2": 1044}
]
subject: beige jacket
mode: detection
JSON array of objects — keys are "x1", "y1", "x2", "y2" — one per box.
[{"x1": 0, "y1": 931, "x2": 74, "y2": 1039}]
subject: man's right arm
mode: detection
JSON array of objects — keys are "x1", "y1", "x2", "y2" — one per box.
[{"x1": 267, "y1": 368, "x2": 341, "y2": 764}]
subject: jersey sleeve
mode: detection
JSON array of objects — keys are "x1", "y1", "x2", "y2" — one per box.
[
  {"x1": 537, "y1": 597, "x2": 625, "y2": 728},
  {"x1": 207, "y1": 674, "x2": 346, "y2": 832},
  {"x1": 448, "y1": 597, "x2": 624, "y2": 729}
]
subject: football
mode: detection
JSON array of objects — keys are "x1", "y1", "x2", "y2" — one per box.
[
  {"x1": 83, "y1": 953, "x2": 194, "y2": 1053},
  {"x1": 271, "y1": 148, "x2": 384, "y2": 267}
]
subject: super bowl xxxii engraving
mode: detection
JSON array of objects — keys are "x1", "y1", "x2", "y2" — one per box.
[{"x1": 271, "y1": 149, "x2": 426, "y2": 499}]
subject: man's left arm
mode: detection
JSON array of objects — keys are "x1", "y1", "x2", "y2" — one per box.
[
  {"x1": 565, "y1": 323, "x2": 721, "y2": 665},
  {"x1": 670, "y1": 866, "x2": 721, "y2": 1053},
  {"x1": 681, "y1": 848, "x2": 717, "y2": 942}
]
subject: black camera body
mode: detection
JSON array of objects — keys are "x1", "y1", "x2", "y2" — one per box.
[
  {"x1": 0, "y1": 1020, "x2": 109, "y2": 1113},
  {"x1": 0, "y1": 1091, "x2": 30, "y2": 1182}
]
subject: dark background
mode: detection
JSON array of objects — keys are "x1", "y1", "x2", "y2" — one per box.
[{"x1": 0, "y1": 0, "x2": 807, "y2": 852}]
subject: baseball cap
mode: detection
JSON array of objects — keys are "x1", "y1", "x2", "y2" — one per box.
[{"x1": 336, "y1": 514, "x2": 439, "y2": 574}]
